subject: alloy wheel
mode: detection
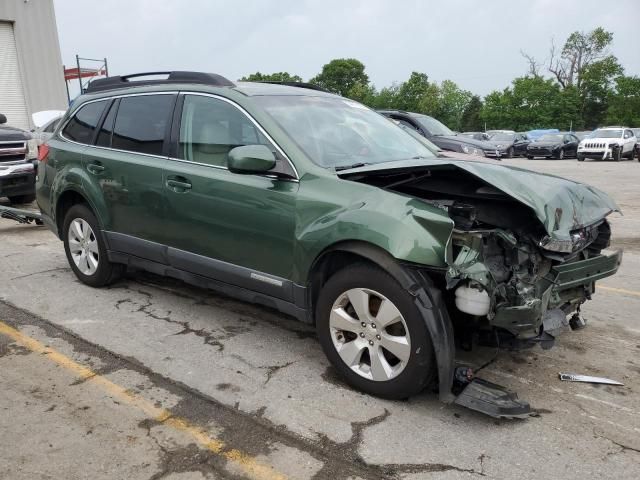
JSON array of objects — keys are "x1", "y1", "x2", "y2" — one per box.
[
  {"x1": 329, "y1": 288, "x2": 411, "y2": 381},
  {"x1": 68, "y1": 218, "x2": 99, "y2": 276}
]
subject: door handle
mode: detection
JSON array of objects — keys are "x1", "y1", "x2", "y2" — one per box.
[
  {"x1": 166, "y1": 177, "x2": 192, "y2": 191},
  {"x1": 87, "y1": 162, "x2": 105, "y2": 174}
]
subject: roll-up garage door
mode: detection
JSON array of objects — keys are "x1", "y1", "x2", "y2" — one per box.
[{"x1": 0, "y1": 21, "x2": 29, "y2": 130}]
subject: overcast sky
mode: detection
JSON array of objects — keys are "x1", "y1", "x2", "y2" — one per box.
[{"x1": 54, "y1": 0, "x2": 640, "y2": 97}]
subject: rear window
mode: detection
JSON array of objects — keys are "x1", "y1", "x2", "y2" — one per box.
[
  {"x1": 62, "y1": 100, "x2": 108, "y2": 144},
  {"x1": 111, "y1": 95, "x2": 175, "y2": 155}
]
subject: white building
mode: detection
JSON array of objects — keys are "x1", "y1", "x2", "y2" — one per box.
[{"x1": 0, "y1": 0, "x2": 67, "y2": 130}]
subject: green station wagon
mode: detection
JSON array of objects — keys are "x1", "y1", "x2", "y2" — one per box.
[{"x1": 36, "y1": 72, "x2": 622, "y2": 416}]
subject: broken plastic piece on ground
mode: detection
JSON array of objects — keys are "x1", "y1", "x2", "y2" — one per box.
[
  {"x1": 558, "y1": 372, "x2": 623, "y2": 386},
  {"x1": 453, "y1": 377, "x2": 531, "y2": 419},
  {"x1": 569, "y1": 313, "x2": 587, "y2": 330}
]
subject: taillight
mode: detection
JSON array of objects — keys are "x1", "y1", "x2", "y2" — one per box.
[{"x1": 38, "y1": 144, "x2": 50, "y2": 163}]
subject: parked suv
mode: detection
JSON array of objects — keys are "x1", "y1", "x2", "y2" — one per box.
[
  {"x1": 37, "y1": 72, "x2": 622, "y2": 409},
  {"x1": 0, "y1": 113, "x2": 36, "y2": 204},
  {"x1": 577, "y1": 127, "x2": 637, "y2": 161}
]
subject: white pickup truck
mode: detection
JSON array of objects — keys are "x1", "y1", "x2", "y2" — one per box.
[
  {"x1": 577, "y1": 127, "x2": 637, "y2": 161},
  {"x1": 0, "y1": 113, "x2": 36, "y2": 205}
]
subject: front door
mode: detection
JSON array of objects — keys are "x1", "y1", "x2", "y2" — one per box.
[{"x1": 162, "y1": 93, "x2": 299, "y2": 298}]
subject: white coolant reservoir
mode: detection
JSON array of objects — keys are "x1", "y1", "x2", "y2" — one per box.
[{"x1": 455, "y1": 284, "x2": 490, "y2": 316}]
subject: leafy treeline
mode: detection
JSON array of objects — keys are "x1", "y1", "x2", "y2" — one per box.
[{"x1": 241, "y1": 27, "x2": 639, "y2": 131}]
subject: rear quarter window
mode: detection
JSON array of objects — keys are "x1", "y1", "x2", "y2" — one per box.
[{"x1": 62, "y1": 100, "x2": 108, "y2": 144}]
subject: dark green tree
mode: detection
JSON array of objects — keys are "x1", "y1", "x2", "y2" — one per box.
[
  {"x1": 434, "y1": 80, "x2": 474, "y2": 131},
  {"x1": 309, "y1": 59, "x2": 369, "y2": 96},
  {"x1": 606, "y1": 75, "x2": 640, "y2": 126},
  {"x1": 548, "y1": 27, "x2": 614, "y2": 89},
  {"x1": 459, "y1": 95, "x2": 483, "y2": 131},
  {"x1": 240, "y1": 72, "x2": 303, "y2": 82},
  {"x1": 579, "y1": 55, "x2": 624, "y2": 128}
]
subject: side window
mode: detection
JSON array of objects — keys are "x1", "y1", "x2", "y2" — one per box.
[
  {"x1": 62, "y1": 100, "x2": 108, "y2": 144},
  {"x1": 43, "y1": 118, "x2": 60, "y2": 133},
  {"x1": 625, "y1": 130, "x2": 633, "y2": 139},
  {"x1": 111, "y1": 95, "x2": 174, "y2": 155},
  {"x1": 178, "y1": 95, "x2": 270, "y2": 167},
  {"x1": 396, "y1": 119, "x2": 418, "y2": 131},
  {"x1": 96, "y1": 100, "x2": 118, "y2": 148}
]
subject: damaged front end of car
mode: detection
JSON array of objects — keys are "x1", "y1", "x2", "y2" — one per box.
[
  {"x1": 446, "y1": 218, "x2": 620, "y2": 349},
  {"x1": 340, "y1": 159, "x2": 622, "y2": 417}
]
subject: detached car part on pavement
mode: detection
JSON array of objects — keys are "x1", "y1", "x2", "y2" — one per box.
[{"x1": 27, "y1": 71, "x2": 622, "y2": 418}]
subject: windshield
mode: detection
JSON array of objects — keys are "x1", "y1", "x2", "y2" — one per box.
[
  {"x1": 413, "y1": 115, "x2": 454, "y2": 136},
  {"x1": 255, "y1": 96, "x2": 435, "y2": 168},
  {"x1": 592, "y1": 129, "x2": 623, "y2": 139},
  {"x1": 490, "y1": 133, "x2": 515, "y2": 141},
  {"x1": 538, "y1": 134, "x2": 563, "y2": 142}
]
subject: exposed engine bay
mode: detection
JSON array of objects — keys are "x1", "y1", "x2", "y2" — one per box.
[{"x1": 344, "y1": 165, "x2": 617, "y2": 348}]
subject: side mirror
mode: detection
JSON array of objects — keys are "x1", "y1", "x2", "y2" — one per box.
[
  {"x1": 0, "y1": 114, "x2": 6, "y2": 124},
  {"x1": 228, "y1": 145, "x2": 276, "y2": 174}
]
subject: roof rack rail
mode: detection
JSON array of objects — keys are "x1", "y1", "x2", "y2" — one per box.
[
  {"x1": 260, "y1": 81, "x2": 329, "y2": 93},
  {"x1": 85, "y1": 71, "x2": 235, "y2": 93}
]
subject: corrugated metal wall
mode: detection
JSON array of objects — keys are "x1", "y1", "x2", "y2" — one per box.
[
  {"x1": 0, "y1": 0, "x2": 67, "y2": 130},
  {"x1": 0, "y1": 21, "x2": 30, "y2": 130}
]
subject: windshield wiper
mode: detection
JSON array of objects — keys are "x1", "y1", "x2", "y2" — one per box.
[{"x1": 334, "y1": 162, "x2": 369, "y2": 171}]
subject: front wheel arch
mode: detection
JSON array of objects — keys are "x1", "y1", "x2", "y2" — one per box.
[{"x1": 308, "y1": 241, "x2": 456, "y2": 402}]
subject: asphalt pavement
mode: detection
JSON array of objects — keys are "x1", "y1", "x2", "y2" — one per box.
[{"x1": 1, "y1": 157, "x2": 639, "y2": 479}]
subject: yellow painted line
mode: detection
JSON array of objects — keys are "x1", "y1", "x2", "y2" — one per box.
[
  {"x1": 0, "y1": 321, "x2": 287, "y2": 480},
  {"x1": 599, "y1": 285, "x2": 640, "y2": 298}
]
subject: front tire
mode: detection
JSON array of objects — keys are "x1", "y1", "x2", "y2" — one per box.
[
  {"x1": 526, "y1": 155, "x2": 534, "y2": 160},
  {"x1": 506, "y1": 147, "x2": 514, "y2": 159},
  {"x1": 63, "y1": 204, "x2": 123, "y2": 287},
  {"x1": 613, "y1": 147, "x2": 622, "y2": 161},
  {"x1": 577, "y1": 154, "x2": 585, "y2": 162},
  {"x1": 316, "y1": 264, "x2": 436, "y2": 399},
  {"x1": 554, "y1": 149, "x2": 564, "y2": 160}
]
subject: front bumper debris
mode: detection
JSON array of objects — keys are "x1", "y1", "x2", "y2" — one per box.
[{"x1": 454, "y1": 377, "x2": 531, "y2": 419}]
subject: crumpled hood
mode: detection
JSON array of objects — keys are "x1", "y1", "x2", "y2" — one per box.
[{"x1": 338, "y1": 158, "x2": 620, "y2": 241}]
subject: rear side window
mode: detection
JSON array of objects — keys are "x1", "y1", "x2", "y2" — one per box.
[
  {"x1": 111, "y1": 95, "x2": 174, "y2": 155},
  {"x1": 62, "y1": 100, "x2": 108, "y2": 144}
]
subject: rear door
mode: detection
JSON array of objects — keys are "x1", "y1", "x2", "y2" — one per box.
[
  {"x1": 162, "y1": 93, "x2": 299, "y2": 298},
  {"x1": 81, "y1": 93, "x2": 176, "y2": 256}
]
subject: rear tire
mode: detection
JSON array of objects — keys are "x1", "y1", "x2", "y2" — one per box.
[
  {"x1": 8, "y1": 193, "x2": 36, "y2": 204},
  {"x1": 316, "y1": 263, "x2": 437, "y2": 400},
  {"x1": 63, "y1": 204, "x2": 124, "y2": 287},
  {"x1": 526, "y1": 155, "x2": 534, "y2": 160}
]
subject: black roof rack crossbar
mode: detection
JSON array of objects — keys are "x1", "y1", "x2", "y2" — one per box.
[
  {"x1": 260, "y1": 81, "x2": 330, "y2": 93},
  {"x1": 85, "y1": 71, "x2": 235, "y2": 93}
]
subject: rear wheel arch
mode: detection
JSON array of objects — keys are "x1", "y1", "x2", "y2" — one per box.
[{"x1": 55, "y1": 189, "x2": 101, "y2": 239}]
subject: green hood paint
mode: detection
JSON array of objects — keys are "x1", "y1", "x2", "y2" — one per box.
[{"x1": 340, "y1": 158, "x2": 620, "y2": 242}]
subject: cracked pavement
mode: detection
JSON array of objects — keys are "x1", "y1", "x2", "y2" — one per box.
[{"x1": 1, "y1": 158, "x2": 640, "y2": 479}]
